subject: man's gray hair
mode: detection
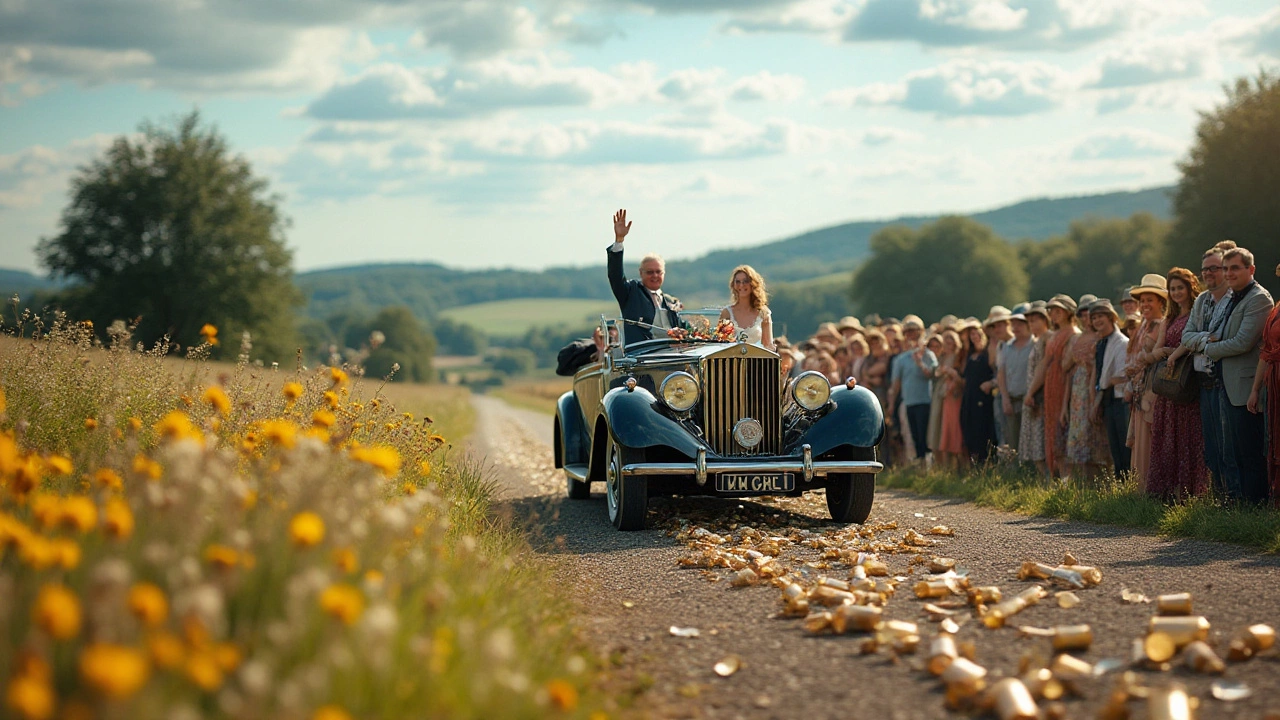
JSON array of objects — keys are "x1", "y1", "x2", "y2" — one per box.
[
  {"x1": 639, "y1": 252, "x2": 665, "y2": 268},
  {"x1": 1224, "y1": 247, "x2": 1255, "y2": 268}
]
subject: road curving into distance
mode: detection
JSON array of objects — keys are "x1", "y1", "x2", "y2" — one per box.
[{"x1": 468, "y1": 394, "x2": 1280, "y2": 720}]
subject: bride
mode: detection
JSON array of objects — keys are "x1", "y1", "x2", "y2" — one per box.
[{"x1": 719, "y1": 265, "x2": 774, "y2": 351}]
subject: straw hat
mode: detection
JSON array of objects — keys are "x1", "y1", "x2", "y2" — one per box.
[
  {"x1": 937, "y1": 314, "x2": 958, "y2": 330},
  {"x1": 1076, "y1": 294, "x2": 1098, "y2": 314},
  {"x1": 1087, "y1": 298, "x2": 1119, "y2": 319},
  {"x1": 836, "y1": 316, "x2": 862, "y2": 332},
  {"x1": 983, "y1": 305, "x2": 1013, "y2": 327},
  {"x1": 1024, "y1": 300, "x2": 1050, "y2": 322},
  {"x1": 902, "y1": 314, "x2": 925, "y2": 331},
  {"x1": 1129, "y1": 273, "x2": 1169, "y2": 301},
  {"x1": 1045, "y1": 294, "x2": 1077, "y2": 314}
]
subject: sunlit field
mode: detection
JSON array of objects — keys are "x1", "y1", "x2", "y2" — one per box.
[
  {"x1": 490, "y1": 376, "x2": 573, "y2": 416},
  {"x1": 439, "y1": 299, "x2": 613, "y2": 339},
  {"x1": 0, "y1": 317, "x2": 598, "y2": 719}
]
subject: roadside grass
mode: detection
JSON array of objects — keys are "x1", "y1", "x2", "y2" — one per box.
[
  {"x1": 0, "y1": 318, "x2": 600, "y2": 719},
  {"x1": 490, "y1": 376, "x2": 573, "y2": 416},
  {"x1": 881, "y1": 464, "x2": 1280, "y2": 553}
]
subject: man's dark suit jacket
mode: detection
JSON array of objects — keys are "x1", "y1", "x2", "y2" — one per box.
[{"x1": 607, "y1": 245, "x2": 681, "y2": 345}]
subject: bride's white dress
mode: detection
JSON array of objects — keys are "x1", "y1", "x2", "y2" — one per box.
[{"x1": 726, "y1": 305, "x2": 770, "y2": 346}]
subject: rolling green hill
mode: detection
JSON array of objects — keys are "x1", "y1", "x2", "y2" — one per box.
[{"x1": 439, "y1": 298, "x2": 616, "y2": 339}]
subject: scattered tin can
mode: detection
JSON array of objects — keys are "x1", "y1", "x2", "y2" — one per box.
[
  {"x1": 915, "y1": 579, "x2": 954, "y2": 599},
  {"x1": 1142, "y1": 632, "x2": 1177, "y2": 665},
  {"x1": 983, "y1": 586, "x2": 1047, "y2": 628},
  {"x1": 1148, "y1": 616, "x2": 1210, "y2": 649},
  {"x1": 970, "y1": 586, "x2": 1003, "y2": 605},
  {"x1": 1155, "y1": 592, "x2": 1192, "y2": 616},
  {"x1": 1210, "y1": 680, "x2": 1252, "y2": 701},
  {"x1": 1183, "y1": 641, "x2": 1225, "y2": 674},
  {"x1": 990, "y1": 678, "x2": 1039, "y2": 720},
  {"x1": 1146, "y1": 683, "x2": 1196, "y2": 720},
  {"x1": 929, "y1": 557, "x2": 957, "y2": 573},
  {"x1": 730, "y1": 568, "x2": 759, "y2": 587},
  {"x1": 862, "y1": 558, "x2": 890, "y2": 576},
  {"x1": 834, "y1": 604, "x2": 882, "y2": 634},
  {"x1": 928, "y1": 633, "x2": 959, "y2": 676},
  {"x1": 1227, "y1": 623, "x2": 1275, "y2": 661},
  {"x1": 941, "y1": 657, "x2": 988, "y2": 694},
  {"x1": 1048, "y1": 653, "x2": 1093, "y2": 680},
  {"x1": 1051, "y1": 624, "x2": 1093, "y2": 652}
]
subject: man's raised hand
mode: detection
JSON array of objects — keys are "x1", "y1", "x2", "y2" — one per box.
[{"x1": 613, "y1": 208, "x2": 632, "y2": 242}]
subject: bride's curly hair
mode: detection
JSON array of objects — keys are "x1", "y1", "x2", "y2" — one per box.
[{"x1": 728, "y1": 265, "x2": 768, "y2": 310}]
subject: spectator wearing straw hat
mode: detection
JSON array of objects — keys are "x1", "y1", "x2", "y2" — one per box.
[
  {"x1": 983, "y1": 306, "x2": 1014, "y2": 447},
  {"x1": 1124, "y1": 274, "x2": 1169, "y2": 489},
  {"x1": 1042, "y1": 294, "x2": 1078, "y2": 477},
  {"x1": 1090, "y1": 299, "x2": 1131, "y2": 475},
  {"x1": 997, "y1": 305, "x2": 1034, "y2": 454},
  {"x1": 1019, "y1": 302, "x2": 1052, "y2": 475},
  {"x1": 889, "y1": 315, "x2": 938, "y2": 463}
]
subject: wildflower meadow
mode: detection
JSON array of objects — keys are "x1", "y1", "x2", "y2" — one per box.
[{"x1": 0, "y1": 311, "x2": 599, "y2": 719}]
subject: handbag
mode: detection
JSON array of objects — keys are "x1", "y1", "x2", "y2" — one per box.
[{"x1": 1150, "y1": 354, "x2": 1197, "y2": 404}]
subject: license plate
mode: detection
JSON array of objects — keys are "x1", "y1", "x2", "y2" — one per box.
[{"x1": 715, "y1": 473, "x2": 795, "y2": 494}]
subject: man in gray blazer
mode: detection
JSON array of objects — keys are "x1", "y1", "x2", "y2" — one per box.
[
  {"x1": 607, "y1": 209, "x2": 682, "y2": 346},
  {"x1": 1189, "y1": 247, "x2": 1274, "y2": 503},
  {"x1": 1177, "y1": 243, "x2": 1234, "y2": 491}
]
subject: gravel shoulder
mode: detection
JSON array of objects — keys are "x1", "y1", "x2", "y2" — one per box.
[{"x1": 466, "y1": 394, "x2": 1280, "y2": 720}]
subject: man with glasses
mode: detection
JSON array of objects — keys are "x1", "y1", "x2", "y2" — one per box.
[
  {"x1": 1174, "y1": 241, "x2": 1237, "y2": 491},
  {"x1": 608, "y1": 208, "x2": 683, "y2": 345}
]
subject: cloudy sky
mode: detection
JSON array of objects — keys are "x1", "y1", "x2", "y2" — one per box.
[{"x1": 2, "y1": 0, "x2": 1278, "y2": 275}]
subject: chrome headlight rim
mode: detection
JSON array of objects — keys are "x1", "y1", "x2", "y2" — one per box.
[
  {"x1": 792, "y1": 371, "x2": 832, "y2": 411},
  {"x1": 659, "y1": 371, "x2": 700, "y2": 412}
]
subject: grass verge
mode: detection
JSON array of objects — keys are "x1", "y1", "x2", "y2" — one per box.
[
  {"x1": 880, "y1": 464, "x2": 1280, "y2": 553},
  {"x1": 0, "y1": 318, "x2": 600, "y2": 719},
  {"x1": 490, "y1": 377, "x2": 572, "y2": 416}
]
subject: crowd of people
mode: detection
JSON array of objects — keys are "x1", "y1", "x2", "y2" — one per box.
[{"x1": 776, "y1": 241, "x2": 1280, "y2": 507}]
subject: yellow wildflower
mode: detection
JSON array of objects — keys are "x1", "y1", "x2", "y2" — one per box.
[
  {"x1": 131, "y1": 453, "x2": 162, "y2": 480},
  {"x1": 33, "y1": 584, "x2": 81, "y2": 640},
  {"x1": 45, "y1": 455, "x2": 73, "y2": 476},
  {"x1": 17, "y1": 537, "x2": 59, "y2": 570},
  {"x1": 10, "y1": 455, "x2": 42, "y2": 495},
  {"x1": 546, "y1": 679, "x2": 579, "y2": 711},
  {"x1": 5, "y1": 673, "x2": 54, "y2": 720},
  {"x1": 57, "y1": 496, "x2": 97, "y2": 533},
  {"x1": 304, "y1": 427, "x2": 331, "y2": 443},
  {"x1": 128, "y1": 583, "x2": 168, "y2": 628},
  {"x1": 349, "y1": 445, "x2": 401, "y2": 477},
  {"x1": 260, "y1": 420, "x2": 298, "y2": 449},
  {"x1": 185, "y1": 653, "x2": 223, "y2": 691},
  {"x1": 329, "y1": 367, "x2": 349, "y2": 387},
  {"x1": 93, "y1": 468, "x2": 122, "y2": 490},
  {"x1": 332, "y1": 547, "x2": 358, "y2": 573},
  {"x1": 429, "y1": 434, "x2": 446, "y2": 444},
  {"x1": 314, "y1": 707, "x2": 353, "y2": 720},
  {"x1": 213, "y1": 643, "x2": 242, "y2": 672},
  {"x1": 323, "y1": 390, "x2": 339, "y2": 409},
  {"x1": 180, "y1": 394, "x2": 194, "y2": 407},
  {"x1": 419, "y1": 460, "x2": 432, "y2": 477},
  {"x1": 203, "y1": 545, "x2": 239, "y2": 569},
  {"x1": 370, "y1": 398, "x2": 381, "y2": 409},
  {"x1": 402, "y1": 482, "x2": 417, "y2": 495},
  {"x1": 83, "y1": 418, "x2": 98, "y2": 430},
  {"x1": 282, "y1": 382, "x2": 304, "y2": 402},
  {"x1": 0, "y1": 387, "x2": 5, "y2": 413},
  {"x1": 127, "y1": 417, "x2": 142, "y2": 432},
  {"x1": 201, "y1": 386, "x2": 231, "y2": 417},
  {"x1": 103, "y1": 497, "x2": 134, "y2": 539},
  {"x1": 429, "y1": 626, "x2": 452, "y2": 674},
  {"x1": 79, "y1": 644, "x2": 150, "y2": 699},
  {"x1": 199, "y1": 323, "x2": 218, "y2": 346},
  {"x1": 319, "y1": 584, "x2": 364, "y2": 625},
  {"x1": 147, "y1": 632, "x2": 185, "y2": 669},
  {"x1": 155, "y1": 411, "x2": 199, "y2": 442},
  {"x1": 30, "y1": 494, "x2": 60, "y2": 528},
  {"x1": 51, "y1": 539, "x2": 80, "y2": 570},
  {"x1": 311, "y1": 410, "x2": 335, "y2": 428},
  {"x1": 241, "y1": 489, "x2": 258, "y2": 510},
  {"x1": 289, "y1": 511, "x2": 325, "y2": 547}
]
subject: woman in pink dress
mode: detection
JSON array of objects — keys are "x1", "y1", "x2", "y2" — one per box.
[
  {"x1": 1146, "y1": 268, "x2": 1208, "y2": 500},
  {"x1": 935, "y1": 328, "x2": 967, "y2": 469},
  {"x1": 1062, "y1": 298, "x2": 1109, "y2": 481},
  {"x1": 1246, "y1": 264, "x2": 1280, "y2": 502},
  {"x1": 1124, "y1": 274, "x2": 1169, "y2": 490},
  {"x1": 1042, "y1": 295, "x2": 1078, "y2": 478}
]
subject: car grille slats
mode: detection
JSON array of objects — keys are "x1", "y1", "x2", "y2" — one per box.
[{"x1": 703, "y1": 355, "x2": 780, "y2": 456}]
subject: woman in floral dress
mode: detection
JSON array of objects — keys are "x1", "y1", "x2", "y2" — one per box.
[
  {"x1": 1061, "y1": 300, "x2": 1109, "y2": 480},
  {"x1": 1146, "y1": 268, "x2": 1208, "y2": 499},
  {"x1": 1042, "y1": 296, "x2": 1078, "y2": 478},
  {"x1": 1019, "y1": 304, "x2": 1051, "y2": 476}
]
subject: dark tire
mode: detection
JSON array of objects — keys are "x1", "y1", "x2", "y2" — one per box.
[
  {"x1": 560, "y1": 420, "x2": 591, "y2": 499},
  {"x1": 605, "y1": 433, "x2": 648, "y2": 531},
  {"x1": 826, "y1": 447, "x2": 876, "y2": 524}
]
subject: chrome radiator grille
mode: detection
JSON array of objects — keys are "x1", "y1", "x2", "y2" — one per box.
[{"x1": 702, "y1": 356, "x2": 781, "y2": 456}]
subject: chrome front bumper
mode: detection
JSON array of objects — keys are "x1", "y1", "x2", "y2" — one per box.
[{"x1": 619, "y1": 444, "x2": 882, "y2": 485}]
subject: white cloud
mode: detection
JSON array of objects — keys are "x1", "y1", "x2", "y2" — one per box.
[
  {"x1": 826, "y1": 59, "x2": 1076, "y2": 117},
  {"x1": 1068, "y1": 129, "x2": 1182, "y2": 160},
  {"x1": 409, "y1": 3, "x2": 546, "y2": 61},
  {"x1": 728, "y1": 71, "x2": 805, "y2": 102},
  {"x1": 861, "y1": 126, "x2": 922, "y2": 146},
  {"x1": 723, "y1": 0, "x2": 855, "y2": 35},
  {"x1": 1087, "y1": 37, "x2": 1214, "y2": 89},
  {"x1": 0, "y1": 135, "x2": 117, "y2": 209}
]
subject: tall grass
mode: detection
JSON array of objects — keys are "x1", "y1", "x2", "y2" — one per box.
[
  {"x1": 0, "y1": 314, "x2": 597, "y2": 719},
  {"x1": 880, "y1": 464, "x2": 1280, "y2": 553}
]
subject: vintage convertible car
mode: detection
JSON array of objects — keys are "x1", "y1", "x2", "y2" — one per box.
[{"x1": 553, "y1": 311, "x2": 885, "y2": 530}]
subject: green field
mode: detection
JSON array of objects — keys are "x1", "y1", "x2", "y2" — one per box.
[{"x1": 440, "y1": 298, "x2": 616, "y2": 338}]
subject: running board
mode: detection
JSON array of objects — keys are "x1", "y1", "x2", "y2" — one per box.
[{"x1": 564, "y1": 464, "x2": 589, "y2": 482}]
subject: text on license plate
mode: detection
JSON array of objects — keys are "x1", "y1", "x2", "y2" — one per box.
[{"x1": 715, "y1": 473, "x2": 795, "y2": 493}]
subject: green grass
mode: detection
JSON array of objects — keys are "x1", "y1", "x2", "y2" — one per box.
[
  {"x1": 440, "y1": 299, "x2": 615, "y2": 339},
  {"x1": 881, "y1": 465, "x2": 1280, "y2": 553},
  {"x1": 489, "y1": 375, "x2": 572, "y2": 416}
]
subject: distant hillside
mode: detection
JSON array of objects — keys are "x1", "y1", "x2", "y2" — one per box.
[
  {"x1": 295, "y1": 185, "x2": 1173, "y2": 323},
  {"x1": 0, "y1": 269, "x2": 64, "y2": 300}
]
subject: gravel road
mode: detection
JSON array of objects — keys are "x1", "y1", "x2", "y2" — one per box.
[{"x1": 467, "y1": 394, "x2": 1280, "y2": 719}]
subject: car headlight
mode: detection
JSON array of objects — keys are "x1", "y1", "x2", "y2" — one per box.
[
  {"x1": 660, "y1": 372, "x2": 699, "y2": 412},
  {"x1": 792, "y1": 371, "x2": 831, "y2": 411}
]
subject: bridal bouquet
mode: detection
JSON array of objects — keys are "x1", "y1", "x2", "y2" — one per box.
[{"x1": 667, "y1": 319, "x2": 737, "y2": 343}]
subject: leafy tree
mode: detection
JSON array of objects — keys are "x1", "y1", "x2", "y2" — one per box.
[
  {"x1": 360, "y1": 306, "x2": 436, "y2": 383},
  {"x1": 37, "y1": 111, "x2": 301, "y2": 361},
  {"x1": 433, "y1": 317, "x2": 487, "y2": 356},
  {"x1": 491, "y1": 348, "x2": 536, "y2": 376},
  {"x1": 1169, "y1": 70, "x2": 1280, "y2": 296},
  {"x1": 769, "y1": 275, "x2": 854, "y2": 340},
  {"x1": 1019, "y1": 213, "x2": 1170, "y2": 303},
  {"x1": 850, "y1": 217, "x2": 1028, "y2": 322}
]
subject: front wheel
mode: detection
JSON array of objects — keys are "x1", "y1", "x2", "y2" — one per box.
[
  {"x1": 605, "y1": 434, "x2": 648, "y2": 531},
  {"x1": 825, "y1": 447, "x2": 876, "y2": 524}
]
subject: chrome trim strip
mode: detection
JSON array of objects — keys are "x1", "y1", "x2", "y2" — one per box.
[
  {"x1": 620, "y1": 461, "x2": 883, "y2": 476},
  {"x1": 695, "y1": 448, "x2": 707, "y2": 485},
  {"x1": 564, "y1": 464, "x2": 589, "y2": 482}
]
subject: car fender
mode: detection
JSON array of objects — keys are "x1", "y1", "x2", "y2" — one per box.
[
  {"x1": 555, "y1": 391, "x2": 589, "y2": 468},
  {"x1": 601, "y1": 385, "x2": 702, "y2": 458},
  {"x1": 794, "y1": 385, "x2": 884, "y2": 457}
]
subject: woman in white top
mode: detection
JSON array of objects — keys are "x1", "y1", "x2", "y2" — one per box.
[{"x1": 719, "y1": 264, "x2": 774, "y2": 350}]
